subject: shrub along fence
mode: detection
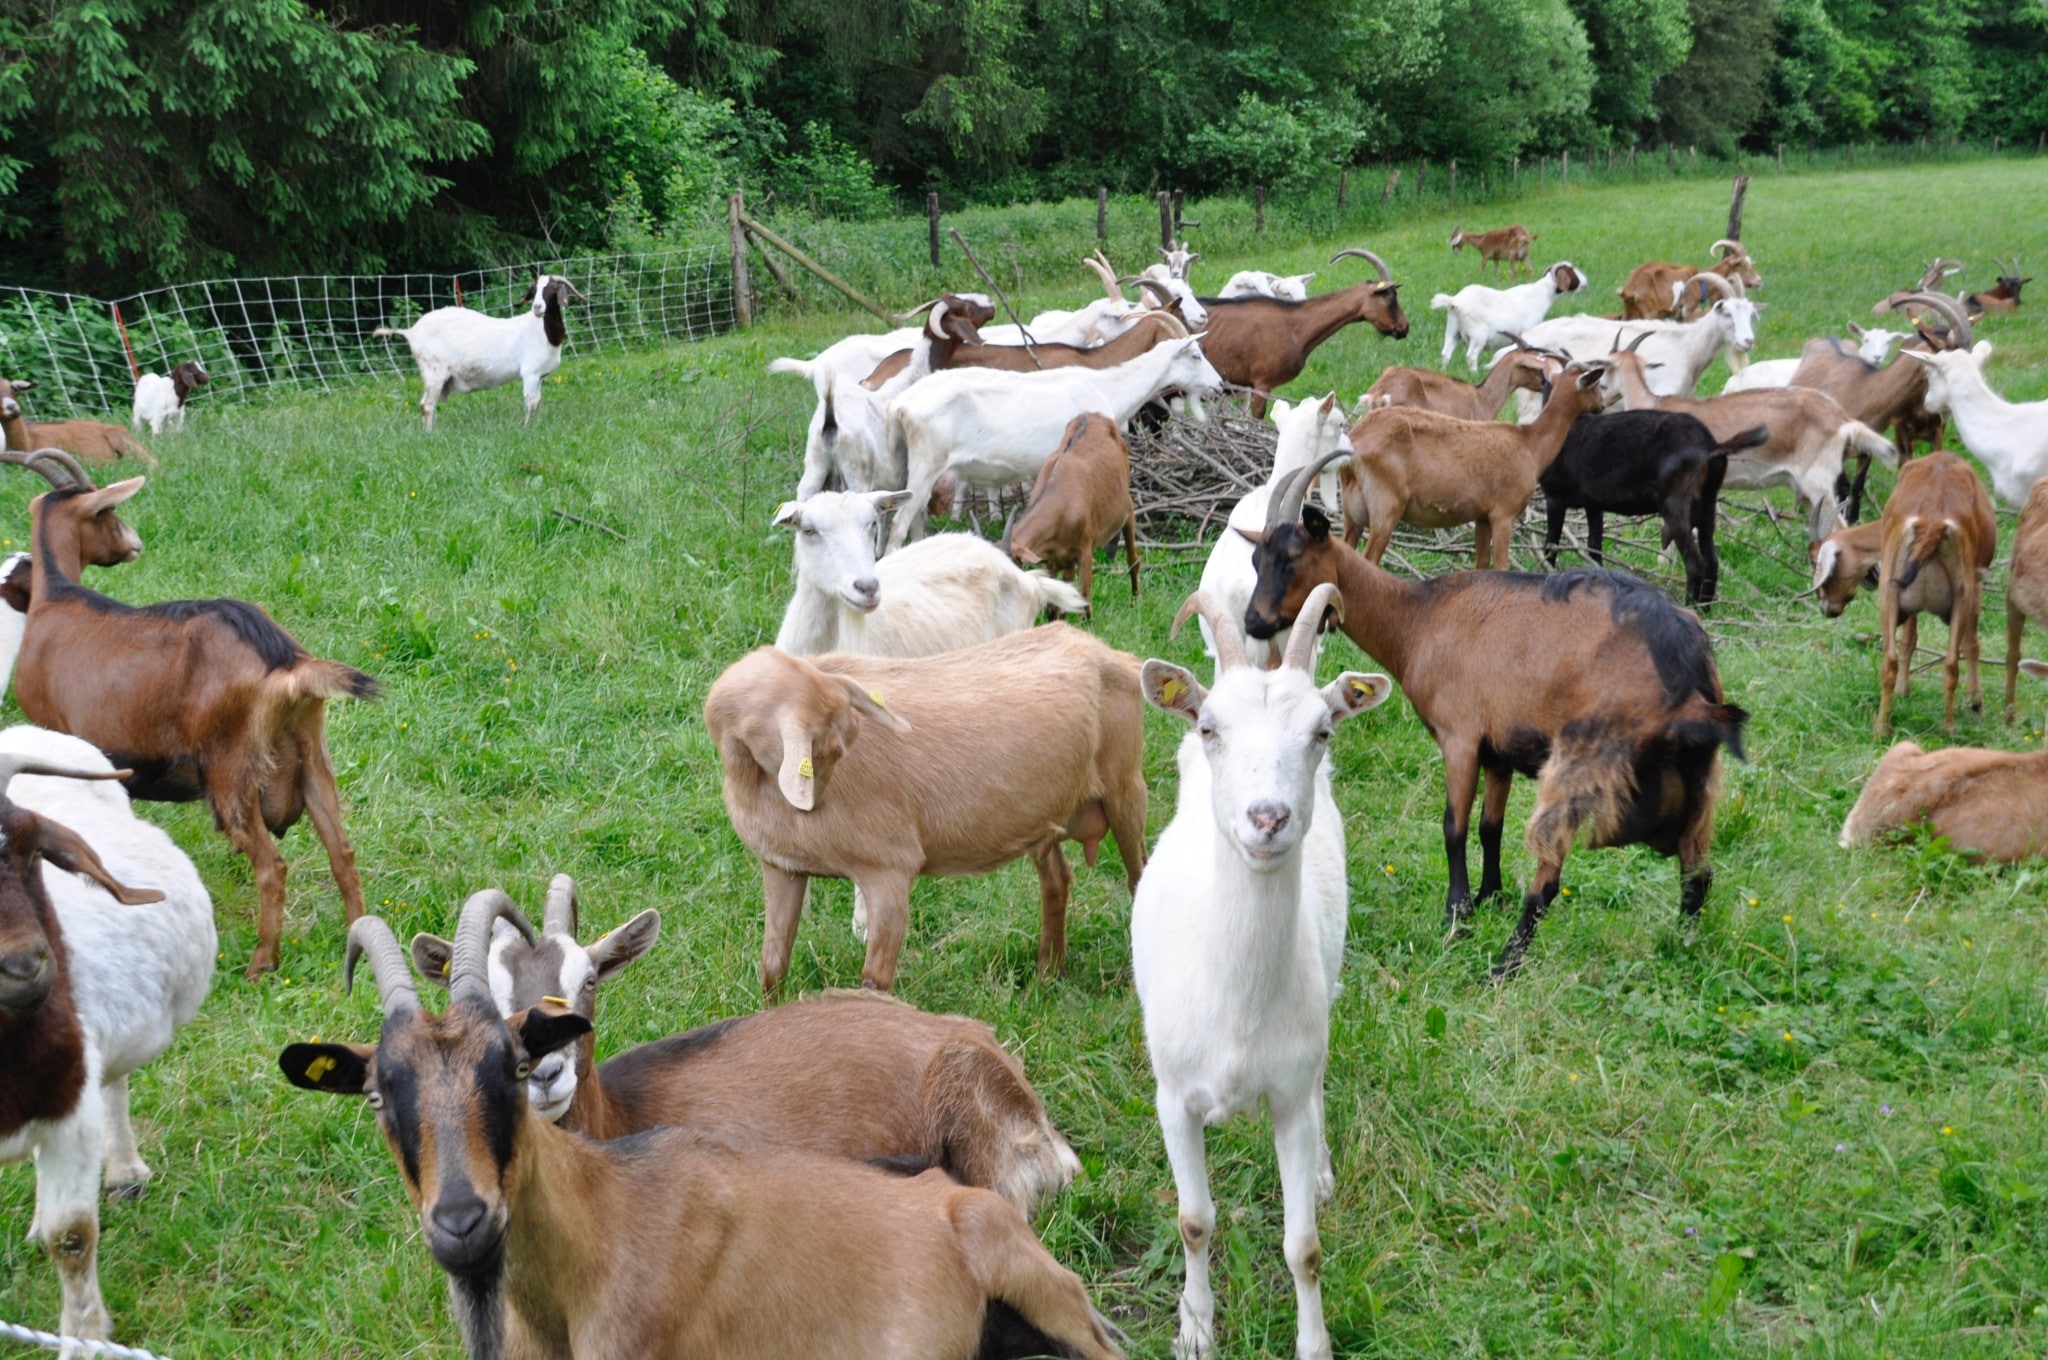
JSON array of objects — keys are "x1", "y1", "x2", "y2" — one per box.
[{"x1": 0, "y1": 247, "x2": 736, "y2": 421}]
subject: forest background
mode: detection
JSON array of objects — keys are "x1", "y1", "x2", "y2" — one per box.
[{"x1": 2, "y1": 0, "x2": 2044, "y2": 294}]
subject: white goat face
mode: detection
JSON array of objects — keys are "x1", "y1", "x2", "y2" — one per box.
[
  {"x1": 485, "y1": 921, "x2": 594, "y2": 1121},
  {"x1": 1167, "y1": 338, "x2": 1226, "y2": 423},
  {"x1": 775, "y1": 490, "x2": 912, "y2": 611},
  {"x1": 1902, "y1": 343, "x2": 1989, "y2": 413},
  {"x1": 1144, "y1": 659, "x2": 1391, "y2": 871},
  {"x1": 1856, "y1": 328, "x2": 1908, "y2": 364},
  {"x1": 1712, "y1": 299, "x2": 1761, "y2": 352},
  {"x1": 528, "y1": 275, "x2": 554, "y2": 316}
]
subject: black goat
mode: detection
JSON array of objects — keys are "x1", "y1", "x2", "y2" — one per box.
[{"x1": 1538, "y1": 411, "x2": 1767, "y2": 607}]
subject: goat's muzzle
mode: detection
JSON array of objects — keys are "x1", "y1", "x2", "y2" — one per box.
[
  {"x1": 0, "y1": 943, "x2": 55, "y2": 1015},
  {"x1": 426, "y1": 1185, "x2": 506, "y2": 1277}
]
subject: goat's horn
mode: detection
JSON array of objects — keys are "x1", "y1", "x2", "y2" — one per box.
[
  {"x1": 1171, "y1": 590, "x2": 1248, "y2": 673},
  {"x1": 1690, "y1": 271, "x2": 1737, "y2": 301},
  {"x1": 1709, "y1": 238, "x2": 1744, "y2": 259},
  {"x1": 1268, "y1": 449, "x2": 1354, "y2": 534},
  {"x1": 1890, "y1": 291, "x2": 1972, "y2": 350},
  {"x1": 1625, "y1": 330, "x2": 1652, "y2": 353},
  {"x1": 557, "y1": 277, "x2": 588, "y2": 302},
  {"x1": 1133, "y1": 278, "x2": 1176, "y2": 305},
  {"x1": 894, "y1": 298, "x2": 944, "y2": 321},
  {"x1": 541, "y1": 874, "x2": 578, "y2": 937},
  {"x1": 1330, "y1": 247, "x2": 1392, "y2": 282},
  {"x1": 345, "y1": 916, "x2": 420, "y2": 1017},
  {"x1": 447, "y1": 889, "x2": 534, "y2": 1004},
  {"x1": 0, "y1": 755, "x2": 132, "y2": 792},
  {"x1": 0, "y1": 448, "x2": 88, "y2": 489},
  {"x1": 1080, "y1": 255, "x2": 1122, "y2": 299},
  {"x1": 1140, "y1": 309, "x2": 1189, "y2": 338},
  {"x1": 1499, "y1": 331, "x2": 1530, "y2": 350},
  {"x1": 1281, "y1": 583, "x2": 1344, "y2": 672}
]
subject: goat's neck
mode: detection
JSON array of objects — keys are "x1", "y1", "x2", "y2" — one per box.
[
  {"x1": 1519, "y1": 391, "x2": 1588, "y2": 474},
  {"x1": 1284, "y1": 286, "x2": 1378, "y2": 355},
  {"x1": 1940, "y1": 361, "x2": 2019, "y2": 436},
  {"x1": 773, "y1": 580, "x2": 843, "y2": 654},
  {"x1": 28, "y1": 505, "x2": 86, "y2": 605},
  {"x1": 1473, "y1": 356, "x2": 1528, "y2": 410},
  {"x1": 495, "y1": 1119, "x2": 637, "y2": 1356},
  {"x1": 1613, "y1": 359, "x2": 1661, "y2": 410},
  {"x1": 1328, "y1": 545, "x2": 1428, "y2": 682},
  {"x1": 1200, "y1": 831, "x2": 1315, "y2": 1003},
  {"x1": 0, "y1": 413, "x2": 26, "y2": 453},
  {"x1": 558, "y1": 1036, "x2": 624, "y2": 1142}
]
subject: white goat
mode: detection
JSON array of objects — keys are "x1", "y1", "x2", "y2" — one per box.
[
  {"x1": 794, "y1": 362, "x2": 923, "y2": 499},
  {"x1": 883, "y1": 336, "x2": 1224, "y2": 551},
  {"x1": 774, "y1": 490, "x2": 1086, "y2": 656},
  {"x1": 0, "y1": 730, "x2": 213, "y2": 1346},
  {"x1": 1219, "y1": 271, "x2": 1316, "y2": 302},
  {"x1": 1431, "y1": 261, "x2": 1588, "y2": 370},
  {"x1": 768, "y1": 328, "x2": 926, "y2": 397},
  {"x1": 1134, "y1": 587, "x2": 1391, "y2": 1360},
  {"x1": 1903, "y1": 342, "x2": 2048, "y2": 506},
  {"x1": 1197, "y1": 396, "x2": 1349, "y2": 669},
  {"x1": 1517, "y1": 292, "x2": 1762, "y2": 396},
  {"x1": 128, "y1": 362, "x2": 207, "y2": 435},
  {"x1": 1722, "y1": 326, "x2": 1906, "y2": 394},
  {"x1": 374, "y1": 274, "x2": 583, "y2": 430}
]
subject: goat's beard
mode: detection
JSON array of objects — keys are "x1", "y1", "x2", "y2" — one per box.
[{"x1": 449, "y1": 1267, "x2": 506, "y2": 1360}]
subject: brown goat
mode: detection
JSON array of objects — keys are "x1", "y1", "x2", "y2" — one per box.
[
  {"x1": 0, "y1": 378, "x2": 155, "y2": 468},
  {"x1": 1617, "y1": 241, "x2": 1761, "y2": 320},
  {"x1": 863, "y1": 295, "x2": 1185, "y2": 387},
  {"x1": 285, "y1": 902, "x2": 1124, "y2": 1360},
  {"x1": 1242, "y1": 469, "x2": 1747, "y2": 978},
  {"x1": 8, "y1": 455, "x2": 377, "y2": 977},
  {"x1": 1003, "y1": 413, "x2": 1139, "y2": 603},
  {"x1": 1195, "y1": 247, "x2": 1410, "y2": 417},
  {"x1": 1365, "y1": 346, "x2": 1557, "y2": 423},
  {"x1": 1965, "y1": 258, "x2": 2029, "y2": 315},
  {"x1": 1841, "y1": 660, "x2": 2048, "y2": 861},
  {"x1": 1810, "y1": 451, "x2": 1996, "y2": 735},
  {"x1": 412, "y1": 878, "x2": 1080, "y2": 1219},
  {"x1": 1336, "y1": 361, "x2": 1607, "y2": 566},
  {"x1": 704, "y1": 625, "x2": 1146, "y2": 993},
  {"x1": 1450, "y1": 223, "x2": 1534, "y2": 278},
  {"x1": 2004, "y1": 476, "x2": 2048, "y2": 721}
]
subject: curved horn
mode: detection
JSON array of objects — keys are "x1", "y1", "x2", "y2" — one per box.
[
  {"x1": 1133, "y1": 278, "x2": 1178, "y2": 307},
  {"x1": 541, "y1": 874, "x2": 578, "y2": 937},
  {"x1": 1889, "y1": 291, "x2": 1972, "y2": 350},
  {"x1": 894, "y1": 297, "x2": 944, "y2": 321},
  {"x1": 0, "y1": 754, "x2": 133, "y2": 792},
  {"x1": 1709, "y1": 238, "x2": 1745, "y2": 260},
  {"x1": 554, "y1": 277, "x2": 588, "y2": 302},
  {"x1": 1134, "y1": 308, "x2": 1189, "y2": 339},
  {"x1": 1624, "y1": 330, "x2": 1653, "y2": 353},
  {"x1": 1330, "y1": 247, "x2": 1392, "y2": 282},
  {"x1": 447, "y1": 888, "x2": 535, "y2": 1004},
  {"x1": 1281, "y1": 582, "x2": 1344, "y2": 672},
  {"x1": 345, "y1": 916, "x2": 420, "y2": 1017},
  {"x1": 1266, "y1": 449, "x2": 1354, "y2": 534},
  {"x1": 1690, "y1": 270, "x2": 1737, "y2": 302},
  {"x1": 0, "y1": 448, "x2": 89, "y2": 489},
  {"x1": 1080, "y1": 254, "x2": 1123, "y2": 300},
  {"x1": 1170, "y1": 590, "x2": 1248, "y2": 673}
]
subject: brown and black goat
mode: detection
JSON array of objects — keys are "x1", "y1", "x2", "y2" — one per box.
[
  {"x1": 1194, "y1": 247, "x2": 1409, "y2": 416},
  {"x1": 1002, "y1": 413, "x2": 1140, "y2": 604},
  {"x1": 1965, "y1": 259, "x2": 2028, "y2": 316},
  {"x1": 411, "y1": 876, "x2": 1081, "y2": 1219},
  {"x1": 1809, "y1": 450, "x2": 1996, "y2": 735},
  {"x1": 5, "y1": 453, "x2": 377, "y2": 977},
  {"x1": 1241, "y1": 464, "x2": 1748, "y2": 978},
  {"x1": 283, "y1": 899, "x2": 1125, "y2": 1360},
  {"x1": 1449, "y1": 223, "x2": 1534, "y2": 277},
  {"x1": 1, "y1": 378, "x2": 155, "y2": 468}
]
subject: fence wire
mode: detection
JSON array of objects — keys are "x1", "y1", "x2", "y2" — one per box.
[
  {"x1": 0, "y1": 1316, "x2": 171, "y2": 1360},
  {"x1": 0, "y1": 247, "x2": 736, "y2": 421}
]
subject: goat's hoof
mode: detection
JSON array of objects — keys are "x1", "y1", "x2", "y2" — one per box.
[
  {"x1": 104, "y1": 1180, "x2": 149, "y2": 1204},
  {"x1": 244, "y1": 949, "x2": 280, "y2": 980}
]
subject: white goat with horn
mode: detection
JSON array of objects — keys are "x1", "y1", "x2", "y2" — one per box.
[{"x1": 1133, "y1": 586, "x2": 1393, "y2": 1360}]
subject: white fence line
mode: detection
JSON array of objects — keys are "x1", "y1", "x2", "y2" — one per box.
[
  {"x1": 0, "y1": 1316, "x2": 172, "y2": 1360},
  {"x1": 0, "y1": 247, "x2": 736, "y2": 421}
]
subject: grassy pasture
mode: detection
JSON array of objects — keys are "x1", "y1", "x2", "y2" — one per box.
[{"x1": 3, "y1": 158, "x2": 2048, "y2": 1358}]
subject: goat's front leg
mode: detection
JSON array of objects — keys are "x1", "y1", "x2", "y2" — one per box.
[
  {"x1": 855, "y1": 868, "x2": 916, "y2": 991},
  {"x1": 1441, "y1": 746, "x2": 1482, "y2": 933},
  {"x1": 759, "y1": 863, "x2": 809, "y2": 996},
  {"x1": 1476, "y1": 766, "x2": 1512, "y2": 903},
  {"x1": 522, "y1": 371, "x2": 545, "y2": 424},
  {"x1": 35, "y1": 1080, "x2": 112, "y2": 1345},
  {"x1": 100, "y1": 1075, "x2": 151, "y2": 1198},
  {"x1": 1029, "y1": 841, "x2": 1076, "y2": 975},
  {"x1": 1158, "y1": 1095, "x2": 1217, "y2": 1360},
  {"x1": 1272, "y1": 1088, "x2": 1333, "y2": 1360}
]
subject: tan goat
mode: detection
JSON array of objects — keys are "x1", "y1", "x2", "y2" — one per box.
[
  {"x1": 1003, "y1": 413, "x2": 1139, "y2": 603},
  {"x1": 1, "y1": 378, "x2": 155, "y2": 468},
  {"x1": 703, "y1": 625, "x2": 1147, "y2": 993},
  {"x1": 1841, "y1": 660, "x2": 2048, "y2": 861},
  {"x1": 1810, "y1": 451, "x2": 1996, "y2": 735},
  {"x1": 2005, "y1": 476, "x2": 2048, "y2": 721},
  {"x1": 1337, "y1": 361, "x2": 1606, "y2": 567},
  {"x1": 1617, "y1": 240, "x2": 1761, "y2": 320},
  {"x1": 1365, "y1": 345, "x2": 1558, "y2": 422},
  {"x1": 1450, "y1": 223, "x2": 1534, "y2": 277}
]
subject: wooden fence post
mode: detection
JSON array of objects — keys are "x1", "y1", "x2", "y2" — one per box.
[
  {"x1": 1255, "y1": 183, "x2": 1266, "y2": 233},
  {"x1": 1666, "y1": 141, "x2": 1675, "y2": 171},
  {"x1": 1380, "y1": 165, "x2": 1401, "y2": 208},
  {"x1": 1448, "y1": 158, "x2": 1456, "y2": 202},
  {"x1": 1096, "y1": 187, "x2": 1107, "y2": 242},
  {"x1": 1512, "y1": 154, "x2": 1520, "y2": 190},
  {"x1": 1560, "y1": 149, "x2": 1568, "y2": 185},
  {"x1": 1689, "y1": 145, "x2": 1698, "y2": 168},
  {"x1": 728, "y1": 192, "x2": 753, "y2": 328},
  {"x1": 1538, "y1": 157, "x2": 1546, "y2": 189},
  {"x1": 927, "y1": 192, "x2": 941, "y2": 268},
  {"x1": 1418, "y1": 159, "x2": 1429, "y2": 197},
  {"x1": 1726, "y1": 174, "x2": 1751, "y2": 241},
  {"x1": 1776, "y1": 143, "x2": 1785, "y2": 168},
  {"x1": 1171, "y1": 189, "x2": 1185, "y2": 237},
  {"x1": 1337, "y1": 167, "x2": 1348, "y2": 211},
  {"x1": 1158, "y1": 192, "x2": 1173, "y2": 249}
]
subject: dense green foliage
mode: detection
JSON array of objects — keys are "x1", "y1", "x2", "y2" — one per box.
[
  {"x1": 2, "y1": 159, "x2": 2046, "y2": 1358},
  {"x1": 3, "y1": 0, "x2": 2044, "y2": 289}
]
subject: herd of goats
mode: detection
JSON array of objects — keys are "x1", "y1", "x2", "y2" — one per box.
[{"x1": 0, "y1": 226, "x2": 2043, "y2": 1360}]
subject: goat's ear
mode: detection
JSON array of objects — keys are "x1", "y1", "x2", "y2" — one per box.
[
  {"x1": 838, "y1": 675, "x2": 912, "y2": 734},
  {"x1": 1269, "y1": 399, "x2": 1292, "y2": 422},
  {"x1": 1972, "y1": 341, "x2": 1993, "y2": 360},
  {"x1": 1233, "y1": 526, "x2": 1264, "y2": 546},
  {"x1": 1809, "y1": 539, "x2": 1838, "y2": 588},
  {"x1": 279, "y1": 1042, "x2": 373, "y2": 1095},
  {"x1": 1141, "y1": 659, "x2": 1206, "y2": 724},
  {"x1": 865, "y1": 489, "x2": 913, "y2": 518},
  {"x1": 772, "y1": 499, "x2": 804, "y2": 530},
  {"x1": 1301, "y1": 504, "x2": 1332, "y2": 540},
  {"x1": 34, "y1": 814, "x2": 164, "y2": 904},
  {"x1": 514, "y1": 1005, "x2": 593, "y2": 1061},
  {"x1": 1323, "y1": 672, "x2": 1393, "y2": 721},
  {"x1": 410, "y1": 933, "x2": 455, "y2": 988},
  {"x1": 78, "y1": 477, "x2": 146, "y2": 514},
  {"x1": 587, "y1": 909, "x2": 660, "y2": 981},
  {"x1": 1014, "y1": 544, "x2": 1043, "y2": 565},
  {"x1": 775, "y1": 713, "x2": 817, "y2": 811},
  {"x1": 6, "y1": 378, "x2": 34, "y2": 391}
]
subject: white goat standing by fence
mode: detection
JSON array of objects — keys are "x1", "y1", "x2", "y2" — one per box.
[
  {"x1": 128, "y1": 362, "x2": 207, "y2": 436},
  {"x1": 1431, "y1": 261, "x2": 1588, "y2": 370},
  {"x1": 374, "y1": 273, "x2": 584, "y2": 430},
  {"x1": 1133, "y1": 587, "x2": 1392, "y2": 1360}
]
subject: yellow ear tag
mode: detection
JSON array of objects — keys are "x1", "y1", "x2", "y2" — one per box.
[
  {"x1": 798, "y1": 756, "x2": 814, "y2": 777},
  {"x1": 440, "y1": 960, "x2": 451, "y2": 976},
  {"x1": 541, "y1": 995, "x2": 570, "y2": 1007},
  {"x1": 1160, "y1": 677, "x2": 1183, "y2": 704},
  {"x1": 775, "y1": 500, "x2": 797, "y2": 522},
  {"x1": 869, "y1": 689, "x2": 886, "y2": 707},
  {"x1": 304, "y1": 1055, "x2": 337, "y2": 1083},
  {"x1": 1350, "y1": 678, "x2": 1376, "y2": 697}
]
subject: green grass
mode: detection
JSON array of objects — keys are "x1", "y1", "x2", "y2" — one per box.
[{"x1": 4, "y1": 158, "x2": 2048, "y2": 1358}]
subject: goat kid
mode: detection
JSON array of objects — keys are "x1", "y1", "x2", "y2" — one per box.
[
  {"x1": 1004, "y1": 413, "x2": 1141, "y2": 604},
  {"x1": 129, "y1": 362, "x2": 208, "y2": 436},
  {"x1": 375, "y1": 273, "x2": 584, "y2": 430},
  {"x1": 1449, "y1": 224, "x2": 1534, "y2": 277}
]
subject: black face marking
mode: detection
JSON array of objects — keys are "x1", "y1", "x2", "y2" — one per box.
[
  {"x1": 450, "y1": 1271, "x2": 506, "y2": 1360},
  {"x1": 375, "y1": 1042, "x2": 424, "y2": 1187}
]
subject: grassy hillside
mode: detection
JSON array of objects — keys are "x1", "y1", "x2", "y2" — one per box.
[{"x1": 2, "y1": 158, "x2": 2046, "y2": 1358}]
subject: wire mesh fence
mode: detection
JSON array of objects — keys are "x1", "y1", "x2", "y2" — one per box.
[{"x1": 0, "y1": 247, "x2": 736, "y2": 421}]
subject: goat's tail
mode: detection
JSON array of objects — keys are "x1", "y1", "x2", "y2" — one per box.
[
  {"x1": 1027, "y1": 573, "x2": 1090, "y2": 617},
  {"x1": 1662, "y1": 695, "x2": 1751, "y2": 764},
  {"x1": 370, "y1": 326, "x2": 407, "y2": 339},
  {"x1": 1842, "y1": 420, "x2": 1899, "y2": 469},
  {"x1": 1891, "y1": 515, "x2": 1955, "y2": 591},
  {"x1": 818, "y1": 365, "x2": 840, "y2": 444},
  {"x1": 282, "y1": 659, "x2": 382, "y2": 703},
  {"x1": 1429, "y1": 292, "x2": 1454, "y2": 311},
  {"x1": 1710, "y1": 425, "x2": 1770, "y2": 464},
  {"x1": 766, "y1": 356, "x2": 814, "y2": 379}
]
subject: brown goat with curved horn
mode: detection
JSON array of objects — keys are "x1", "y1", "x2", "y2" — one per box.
[{"x1": 1191, "y1": 245, "x2": 1409, "y2": 418}]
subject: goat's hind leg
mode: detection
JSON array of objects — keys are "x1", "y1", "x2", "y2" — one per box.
[
  {"x1": 955, "y1": 1195, "x2": 1125, "y2": 1360},
  {"x1": 1029, "y1": 840, "x2": 1076, "y2": 976},
  {"x1": 217, "y1": 773, "x2": 290, "y2": 978},
  {"x1": 295, "y1": 718, "x2": 366, "y2": 925},
  {"x1": 1475, "y1": 765, "x2": 1512, "y2": 904},
  {"x1": 100, "y1": 1075, "x2": 151, "y2": 1198}
]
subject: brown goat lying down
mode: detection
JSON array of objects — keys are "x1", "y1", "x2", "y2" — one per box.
[
  {"x1": 411, "y1": 880, "x2": 1080, "y2": 1218},
  {"x1": 705, "y1": 624, "x2": 1147, "y2": 993},
  {"x1": 1841, "y1": 661, "x2": 2048, "y2": 861},
  {"x1": 1, "y1": 378, "x2": 155, "y2": 467}
]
